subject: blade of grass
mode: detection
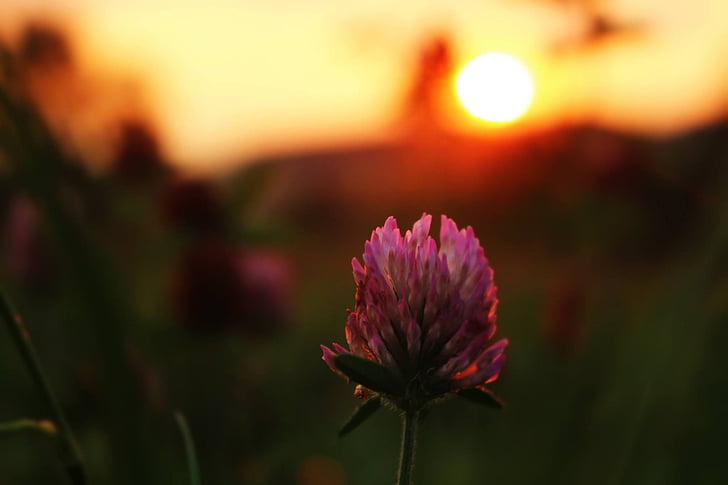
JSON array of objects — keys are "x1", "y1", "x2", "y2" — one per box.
[
  {"x1": 0, "y1": 418, "x2": 57, "y2": 437},
  {"x1": 1, "y1": 84, "x2": 151, "y2": 484},
  {"x1": 174, "y1": 411, "x2": 202, "y2": 485},
  {"x1": 0, "y1": 290, "x2": 86, "y2": 485}
]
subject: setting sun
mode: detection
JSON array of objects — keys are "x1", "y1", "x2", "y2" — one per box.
[{"x1": 456, "y1": 52, "x2": 535, "y2": 123}]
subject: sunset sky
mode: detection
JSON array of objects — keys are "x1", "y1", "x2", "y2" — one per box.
[{"x1": 1, "y1": 0, "x2": 726, "y2": 172}]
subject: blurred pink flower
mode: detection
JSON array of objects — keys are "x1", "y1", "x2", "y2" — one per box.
[
  {"x1": 4, "y1": 195, "x2": 53, "y2": 289},
  {"x1": 18, "y1": 22, "x2": 74, "y2": 71},
  {"x1": 544, "y1": 270, "x2": 587, "y2": 355},
  {"x1": 111, "y1": 120, "x2": 168, "y2": 185},
  {"x1": 170, "y1": 240, "x2": 293, "y2": 334},
  {"x1": 160, "y1": 178, "x2": 224, "y2": 234},
  {"x1": 322, "y1": 214, "x2": 507, "y2": 401}
]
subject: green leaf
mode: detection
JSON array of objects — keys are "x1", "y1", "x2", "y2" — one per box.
[
  {"x1": 333, "y1": 354, "x2": 405, "y2": 396},
  {"x1": 457, "y1": 388, "x2": 504, "y2": 409},
  {"x1": 338, "y1": 397, "x2": 382, "y2": 438}
]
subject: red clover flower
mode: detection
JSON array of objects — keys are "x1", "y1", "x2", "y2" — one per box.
[
  {"x1": 322, "y1": 213, "x2": 507, "y2": 408},
  {"x1": 321, "y1": 214, "x2": 507, "y2": 484}
]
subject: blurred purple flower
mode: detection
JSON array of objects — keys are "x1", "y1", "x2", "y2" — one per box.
[
  {"x1": 544, "y1": 270, "x2": 586, "y2": 355},
  {"x1": 160, "y1": 178, "x2": 224, "y2": 234},
  {"x1": 235, "y1": 249, "x2": 294, "y2": 328},
  {"x1": 111, "y1": 120, "x2": 168, "y2": 185},
  {"x1": 322, "y1": 214, "x2": 507, "y2": 400},
  {"x1": 170, "y1": 240, "x2": 293, "y2": 334},
  {"x1": 18, "y1": 22, "x2": 74, "y2": 71},
  {"x1": 4, "y1": 195, "x2": 53, "y2": 289}
]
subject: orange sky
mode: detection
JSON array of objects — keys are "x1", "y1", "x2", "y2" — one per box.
[{"x1": 1, "y1": 0, "x2": 727, "y2": 173}]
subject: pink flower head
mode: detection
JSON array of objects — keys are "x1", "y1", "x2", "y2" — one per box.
[{"x1": 322, "y1": 214, "x2": 507, "y2": 402}]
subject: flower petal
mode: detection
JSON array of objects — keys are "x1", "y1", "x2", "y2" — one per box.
[
  {"x1": 450, "y1": 339, "x2": 508, "y2": 390},
  {"x1": 321, "y1": 344, "x2": 347, "y2": 379}
]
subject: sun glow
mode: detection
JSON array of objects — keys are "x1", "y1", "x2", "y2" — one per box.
[{"x1": 456, "y1": 52, "x2": 534, "y2": 123}]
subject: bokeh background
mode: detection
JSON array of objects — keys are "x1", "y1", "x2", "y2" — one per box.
[{"x1": 0, "y1": 1, "x2": 726, "y2": 484}]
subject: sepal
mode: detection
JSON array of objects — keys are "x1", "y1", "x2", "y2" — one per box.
[
  {"x1": 333, "y1": 354, "x2": 405, "y2": 396},
  {"x1": 338, "y1": 397, "x2": 382, "y2": 438}
]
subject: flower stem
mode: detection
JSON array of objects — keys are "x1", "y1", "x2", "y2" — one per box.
[
  {"x1": 396, "y1": 407, "x2": 419, "y2": 485},
  {"x1": 0, "y1": 290, "x2": 86, "y2": 485}
]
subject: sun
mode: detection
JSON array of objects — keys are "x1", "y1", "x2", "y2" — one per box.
[{"x1": 456, "y1": 52, "x2": 535, "y2": 123}]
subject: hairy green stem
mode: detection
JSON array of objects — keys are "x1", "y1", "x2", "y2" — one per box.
[
  {"x1": 0, "y1": 291, "x2": 86, "y2": 484},
  {"x1": 396, "y1": 407, "x2": 419, "y2": 485}
]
